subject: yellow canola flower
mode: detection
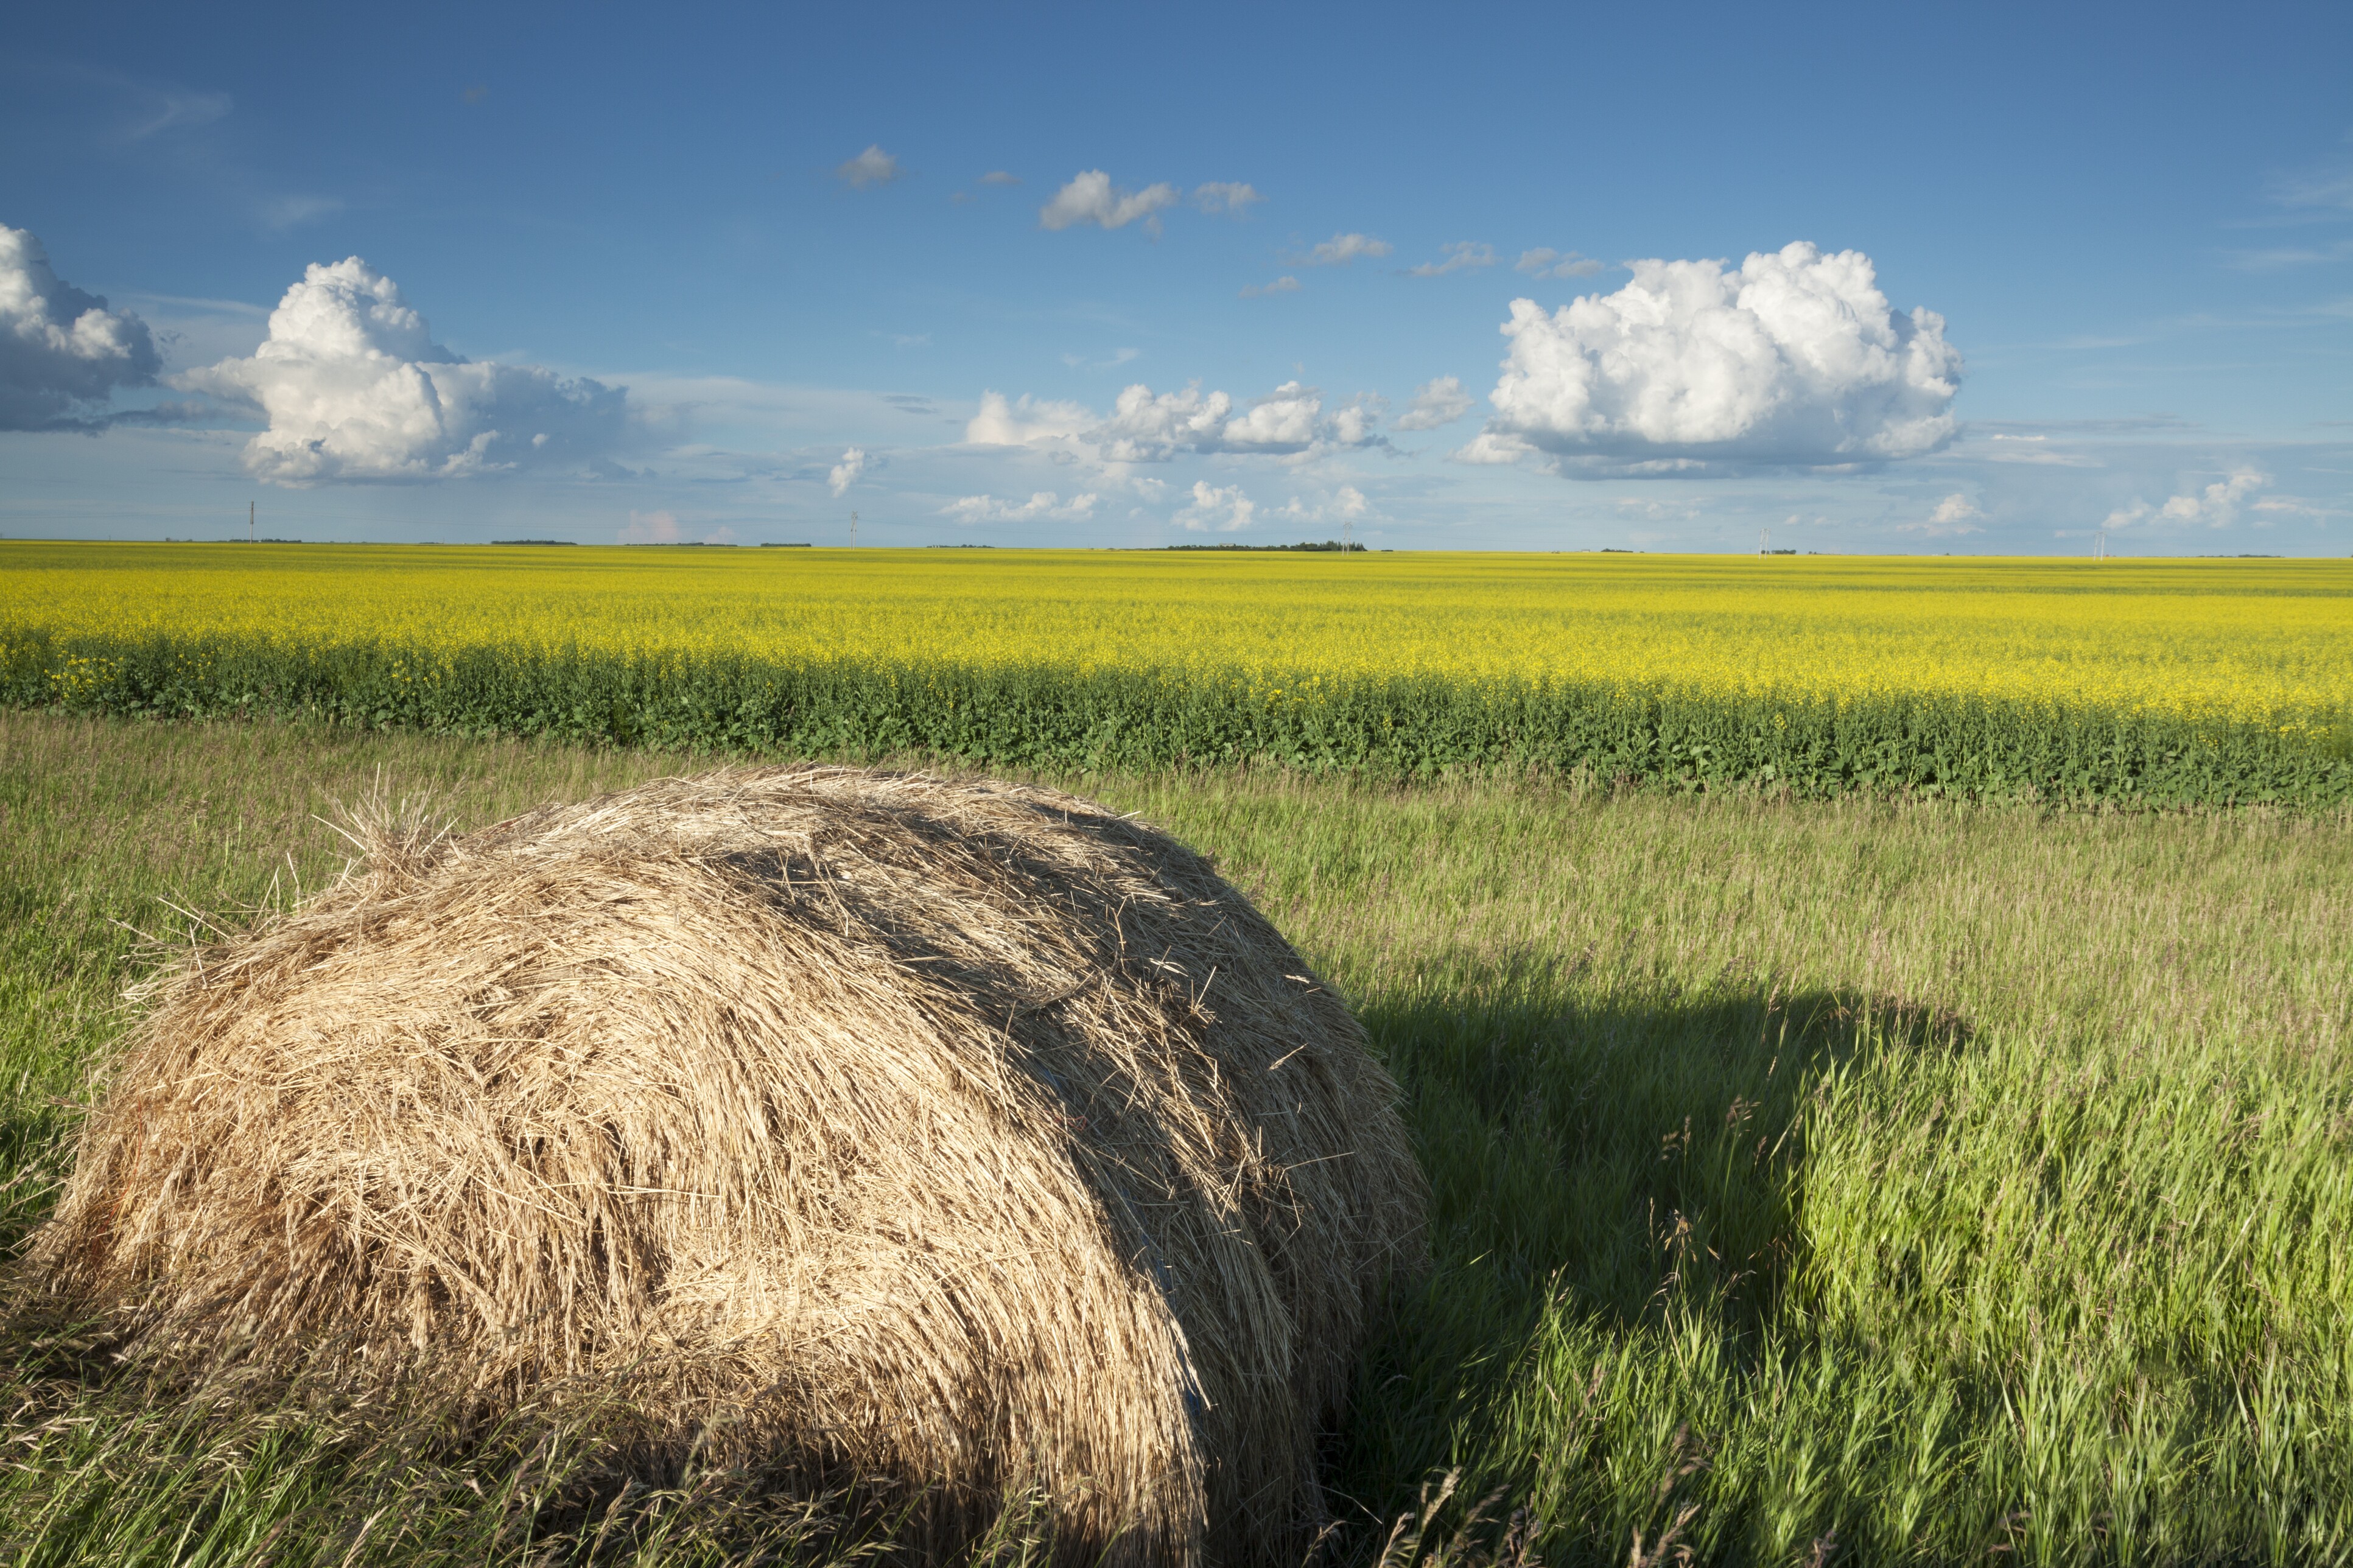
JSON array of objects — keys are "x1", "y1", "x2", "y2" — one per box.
[{"x1": 2, "y1": 543, "x2": 2347, "y2": 733}]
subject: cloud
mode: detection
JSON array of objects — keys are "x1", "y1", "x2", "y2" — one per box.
[
  {"x1": 972, "y1": 379, "x2": 1380, "y2": 463},
  {"x1": 1176, "y1": 480, "x2": 1255, "y2": 531},
  {"x1": 1971, "y1": 429, "x2": 2102, "y2": 467},
  {"x1": 1392, "y1": 374, "x2": 1473, "y2": 432},
  {"x1": 1239, "y1": 275, "x2": 1300, "y2": 298},
  {"x1": 1450, "y1": 430, "x2": 1538, "y2": 465},
  {"x1": 122, "y1": 88, "x2": 233, "y2": 141},
  {"x1": 1407, "y1": 242, "x2": 1496, "y2": 277},
  {"x1": 2270, "y1": 164, "x2": 2353, "y2": 213},
  {"x1": 1515, "y1": 247, "x2": 1604, "y2": 279},
  {"x1": 2158, "y1": 469, "x2": 2267, "y2": 525},
  {"x1": 620, "y1": 509, "x2": 680, "y2": 543},
  {"x1": 1039, "y1": 170, "x2": 1180, "y2": 233},
  {"x1": 967, "y1": 391, "x2": 1094, "y2": 446},
  {"x1": 1473, "y1": 241, "x2": 1963, "y2": 473},
  {"x1": 828, "y1": 446, "x2": 867, "y2": 497},
  {"x1": 1106, "y1": 346, "x2": 1141, "y2": 366},
  {"x1": 260, "y1": 195, "x2": 343, "y2": 233},
  {"x1": 1271, "y1": 485, "x2": 1370, "y2": 525},
  {"x1": 2102, "y1": 469, "x2": 2269, "y2": 530},
  {"x1": 2251, "y1": 494, "x2": 2348, "y2": 520},
  {"x1": 1108, "y1": 380, "x2": 1375, "y2": 458},
  {"x1": 836, "y1": 145, "x2": 902, "y2": 187},
  {"x1": 1289, "y1": 232, "x2": 1392, "y2": 266},
  {"x1": 0, "y1": 224, "x2": 163, "y2": 430},
  {"x1": 1061, "y1": 346, "x2": 1140, "y2": 370},
  {"x1": 978, "y1": 170, "x2": 1021, "y2": 186},
  {"x1": 941, "y1": 489, "x2": 1099, "y2": 523},
  {"x1": 1095, "y1": 383, "x2": 1237, "y2": 458},
  {"x1": 174, "y1": 256, "x2": 625, "y2": 483},
  {"x1": 1194, "y1": 182, "x2": 1263, "y2": 215},
  {"x1": 1221, "y1": 382, "x2": 1333, "y2": 449},
  {"x1": 1895, "y1": 493, "x2": 1985, "y2": 537},
  {"x1": 614, "y1": 511, "x2": 736, "y2": 546},
  {"x1": 2225, "y1": 239, "x2": 2353, "y2": 271}
]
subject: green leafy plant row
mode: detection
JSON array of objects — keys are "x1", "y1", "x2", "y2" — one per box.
[{"x1": 9, "y1": 628, "x2": 2348, "y2": 806}]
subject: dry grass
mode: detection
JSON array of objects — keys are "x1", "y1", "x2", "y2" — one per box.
[{"x1": 13, "y1": 764, "x2": 1427, "y2": 1566}]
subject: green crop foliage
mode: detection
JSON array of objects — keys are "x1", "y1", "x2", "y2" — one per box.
[{"x1": 4, "y1": 543, "x2": 2349, "y2": 806}]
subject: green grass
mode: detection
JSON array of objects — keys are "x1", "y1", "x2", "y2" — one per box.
[{"x1": 4, "y1": 710, "x2": 2351, "y2": 1564}]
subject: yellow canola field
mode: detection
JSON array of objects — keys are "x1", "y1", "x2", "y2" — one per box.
[{"x1": 4, "y1": 543, "x2": 2348, "y2": 732}]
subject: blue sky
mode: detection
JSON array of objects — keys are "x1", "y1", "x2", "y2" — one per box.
[{"x1": 4, "y1": 1, "x2": 2349, "y2": 551}]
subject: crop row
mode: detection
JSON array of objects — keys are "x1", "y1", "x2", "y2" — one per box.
[{"x1": 9, "y1": 628, "x2": 2348, "y2": 807}]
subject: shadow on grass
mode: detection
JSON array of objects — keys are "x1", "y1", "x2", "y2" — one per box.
[{"x1": 1328, "y1": 951, "x2": 1971, "y2": 1533}]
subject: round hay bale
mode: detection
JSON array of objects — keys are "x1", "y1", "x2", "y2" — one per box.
[{"x1": 23, "y1": 766, "x2": 1428, "y2": 1563}]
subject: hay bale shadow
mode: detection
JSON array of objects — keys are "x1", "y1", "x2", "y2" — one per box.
[{"x1": 1326, "y1": 950, "x2": 1973, "y2": 1538}]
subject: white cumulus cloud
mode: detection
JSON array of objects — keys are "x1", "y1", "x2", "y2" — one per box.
[
  {"x1": 1193, "y1": 182, "x2": 1263, "y2": 215},
  {"x1": 175, "y1": 256, "x2": 625, "y2": 483},
  {"x1": 1393, "y1": 375, "x2": 1474, "y2": 432},
  {"x1": 836, "y1": 145, "x2": 902, "y2": 187},
  {"x1": 2161, "y1": 469, "x2": 2266, "y2": 523},
  {"x1": 972, "y1": 379, "x2": 1380, "y2": 463},
  {"x1": 1451, "y1": 431, "x2": 1538, "y2": 466},
  {"x1": 1408, "y1": 242, "x2": 1496, "y2": 277},
  {"x1": 940, "y1": 489, "x2": 1099, "y2": 523},
  {"x1": 1290, "y1": 232, "x2": 1392, "y2": 266},
  {"x1": 1240, "y1": 276, "x2": 1300, "y2": 298},
  {"x1": 1176, "y1": 480, "x2": 1255, "y2": 532},
  {"x1": 1515, "y1": 247, "x2": 1604, "y2": 279},
  {"x1": 1898, "y1": 493, "x2": 1985, "y2": 537},
  {"x1": 2107, "y1": 469, "x2": 2270, "y2": 530},
  {"x1": 829, "y1": 446, "x2": 867, "y2": 497},
  {"x1": 966, "y1": 390, "x2": 1095, "y2": 447},
  {"x1": 1472, "y1": 241, "x2": 1963, "y2": 474},
  {"x1": 1, "y1": 224, "x2": 161, "y2": 430},
  {"x1": 1096, "y1": 383, "x2": 1236, "y2": 459},
  {"x1": 1039, "y1": 170, "x2": 1180, "y2": 233},
  {"x1": 1221, "y1": 381, "x2": 1333, "y2": 449},
  {"x1": 1112, "y1": 380, "x2": 1374, "y2": 458}
]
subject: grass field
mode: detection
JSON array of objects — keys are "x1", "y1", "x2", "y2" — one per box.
[
  {"x1": 5, "y1": 709, "x2": 2350, "y2": 1565},
  {"x1": 5, "y1": 544, "x2": 2349, "y2": 805}
]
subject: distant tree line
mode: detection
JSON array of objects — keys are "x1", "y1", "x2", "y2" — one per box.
[{"x1": 1159, "y1": 541, "x2": 1369, "y2": 553}]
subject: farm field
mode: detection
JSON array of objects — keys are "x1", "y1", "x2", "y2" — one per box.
[
  {"x1": 4, "y1": 709, "x2": 2350, "y2": 1565},
  {"x1": 4, "y1": 542, "x2": 2350, "y2": 806}
]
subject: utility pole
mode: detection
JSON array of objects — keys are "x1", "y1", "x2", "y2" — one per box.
[
  {"x1": 1341, "y1": 517, "x2": 1353, "y2": 554},
  {"x1": 849, "y1": 509, "x2": 858, "y2": 547},
  {"x1": 249, "y1": 501, "x2": 255, "y2": 542},
  {"x1": 1759, "y1": 528, "x2": 1769, "y2": 557},
  {"x1": 2094, "y1": 528, "x2": 2107, "y2": 562}
]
